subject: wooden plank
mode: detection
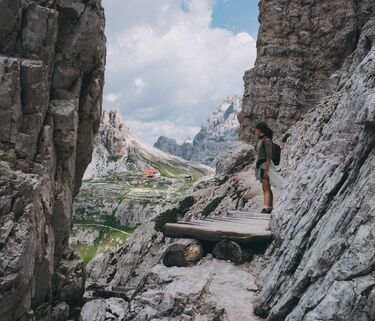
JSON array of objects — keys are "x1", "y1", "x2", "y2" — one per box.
[
  {"x1": 227, "y1": 210, "x2": 271, "y2": 219},
  {"x1": 163, "y1": 222, "x2": 272, "y2": 243},
  {"x1": 176, "y1": 220, "x2": 269, "y2": 232},
  {"x1": 202, "y1": 217, "x2": 269, "y2": 222},
  {"x1": 227, "y1": 214, "x2": 271, "y2": 221},
  {"x1": 196, "y1": 218, "x2": 270, "y2": 227},
  {"x1": 201, "y1": 217, "x2": 270, "y2": 224},
  {"x1": 166, "y1": 222, "x2": 269, "y2": 233},
  {"x1": 227, "y1": 210, "x2": 271, "y2": 216}
]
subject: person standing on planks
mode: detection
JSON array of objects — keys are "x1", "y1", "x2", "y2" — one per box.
[{"x1": 254, "y1": 122, "x2": 284, "y2": 214}]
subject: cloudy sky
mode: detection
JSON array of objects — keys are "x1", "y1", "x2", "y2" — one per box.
[{"x1": 102, "y1": 0, "x2": 259, "y2": 144}]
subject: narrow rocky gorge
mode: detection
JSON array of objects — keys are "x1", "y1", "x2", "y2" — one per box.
[
  {"x1": 0, "y1": 0, "x2": 105, "y2": 320},
  {"x1": 81, "y1": 1, "x2": 375, "y2": 320},
  {"x1": 1, "y1": 0, "x2": 374, "y2": 321}
]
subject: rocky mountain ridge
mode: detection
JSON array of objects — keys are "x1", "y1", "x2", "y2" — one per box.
[
  {"x1": 154, "y1": 136, "x2": 193, "y2": 161},
  {"x1": 154, "y1": 96, "x2": 241, "y2": 166},
  {"x1": 84, "y1": 109, "x2": 213, "y2": 181},
  {"x1": 75, "y1": 108, "x2": 213, "y2": 228},
  {"x1": 0, "y1": 0, "x2": 106, "y2": 320}
]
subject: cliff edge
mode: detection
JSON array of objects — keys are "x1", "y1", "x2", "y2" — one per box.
[{"x1": 0, "y1": 0, "x2": 106, "y2": 320}]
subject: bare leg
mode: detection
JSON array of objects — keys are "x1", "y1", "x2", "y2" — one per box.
[{"x1": 262, "y1": 178, "x2": 273, "y2": 208}]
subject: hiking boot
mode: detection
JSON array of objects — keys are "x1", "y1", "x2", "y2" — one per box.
[{"x1": 261, "y1": 208, "x2": 273, "y2": 214}]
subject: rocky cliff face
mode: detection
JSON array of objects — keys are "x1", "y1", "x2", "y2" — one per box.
[
  {"x1": 0, "y1": 0, "x2": 106, "y2": 320},
  {"x1": 254, "y1": 16, "x2": 375, "y2": 321},
  {"x1": 154, "y1": 136, "x2": 193, "y2": 161},
  {"x1": 83, "y1": 109, "x2": 135, "y2": 180},
  {"x1": 238, "y1": 0, "x2": 374, "y2": 142},
  {"x1": 191, "y1": 96, "x2": 241, "y2": 166},
  {"x1": 235, "y1": 0, "x2": 375, "y2": 320},
  {"x1": 154, "y1": 96, "x2": 241, "y2": 166}
]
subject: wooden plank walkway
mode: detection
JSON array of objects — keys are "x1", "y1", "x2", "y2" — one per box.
[{"x1": 163, "y1": 211, "x2": 272, "y2": 244}]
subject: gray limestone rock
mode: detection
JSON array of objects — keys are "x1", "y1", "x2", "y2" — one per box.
[
  {"x1": 238, "y1": 0, "x2": 375, "y2": 143},
  {"x1": 254, "y1": 43, "x2": 375, "y2": 321},
  {"x1": 80, "y1": 298, "x2": 127, "y2": 321},
  {"x1": 0, "y1": 0, "x2": 106, "y2": 320},
  {"x1": 84, "y1": 258, "x2": 263, "y2": 321},
  {"x1": 215, "y1": 142, "x2": 255, "y2": 179},
  {"x1": 154, "y1": 96, "x2": 241, "y2": 166},
  {"x1": 154, "y1": 136, "x2": 193, "y2": 161}
]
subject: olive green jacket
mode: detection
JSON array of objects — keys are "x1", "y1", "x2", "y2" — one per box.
[{"x1": 256, "y1": 137, "x2": 273, "y2": 166}]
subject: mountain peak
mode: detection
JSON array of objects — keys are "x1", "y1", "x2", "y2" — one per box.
[
  {"x1": 102, "y1": 109, "x2": 126, "y2": 127},
  {"x1": 183, "y1": 137, "x2": 193, "y2": 144},
  {"x1": 154, "y1": 95, "x2": 241, "y2": 166}
]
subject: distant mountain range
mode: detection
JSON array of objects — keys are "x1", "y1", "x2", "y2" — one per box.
[
  {"x1": 153, "y1": 96, "x2": 241, "y2": 166},
  {"x1": 84, "y1": 109, "x2": 212, "y2": 180},
  {"x1": 73, "y1": 109, "x2": 214, "y2": 259}
]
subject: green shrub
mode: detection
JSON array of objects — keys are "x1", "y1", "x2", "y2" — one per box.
[{"x1": 107, "y1": 155, "x2": 121, "y2": 162}]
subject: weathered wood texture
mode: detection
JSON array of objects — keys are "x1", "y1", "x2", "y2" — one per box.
[
  {"x1": 213, "y1": 240, "x2": 243, "y2": 263},
  {"x1": 163, "y1": 211, "x2": 272, "y2": 244},
  {"x1": 163, "y1": 239, "x2": 203, "y2": 267}
]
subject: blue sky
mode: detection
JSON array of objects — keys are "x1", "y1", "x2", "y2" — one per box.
[
  {"x1": 212, "y1": 0, "x2": 259, "y2": 38},
  {"x1": 102, "y1": 0, "x2": 259, "y2": 144}
]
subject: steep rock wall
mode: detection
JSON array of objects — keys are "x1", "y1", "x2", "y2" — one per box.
[
  {"x1": 238, "y1": 0, "x2": 374, "y2": 142},
  {"x1": 153, "y1": 136, "x2": 193, "y2": 161},
  {"x1": 0, "y1": 0, "x2": 106, "y2": 320},
  {"x1": 244, "y1": 1, "x2": 375, "y2": 320},
  {"x1": 255, "y1": 25, "x2": 375, "y2": 321}
]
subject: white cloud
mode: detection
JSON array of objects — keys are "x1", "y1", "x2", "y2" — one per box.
[
  {"x1": 133, "y1": 77, "x2": 146, "y2": 94},
  {"x1": 103, "y1": 0, "x2": 256, "y2": 138},
  {"x1": 127, "y1": 119, "x2": 200, "y2": 145},
  {"x1": 104, "y1": 93, "x2": 120, "y2": 103}
]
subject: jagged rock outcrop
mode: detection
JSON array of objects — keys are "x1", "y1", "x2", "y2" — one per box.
[
  {"x1": 154, "y1": 96, "x2": 241, "y2": 166},
  {"x1": 154, "y1": 136, "x2": 193, "y2": 160},
  {"x1": 191, "y1": 96, "x2": 241, "y2": 166},
  {"x1": 83, "y1": 257, "x2": 264, "y2": 321},
  {"x1": 0, "y1": 0, "x2": 106, "y2": 320},
  {"x1": 238, "y1": 0, "x2": 374, "y2": 142},
  {"x1": 83, "y1": 109, "x2": 135, "y2": 180},
  {"x1": 254, "y1": 22, "x2": 375, "y2": 321}
]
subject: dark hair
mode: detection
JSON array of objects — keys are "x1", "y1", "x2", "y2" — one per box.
[{"x1": 255, "y1": 122, "x2": 273, "y2": 139}]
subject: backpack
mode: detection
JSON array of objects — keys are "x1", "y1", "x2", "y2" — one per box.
[{"x1": 272, "y1": 143, "x2": 281, "y2": 166}]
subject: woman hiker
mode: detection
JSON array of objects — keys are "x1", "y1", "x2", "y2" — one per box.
[{"x1": 254, "y1": 122, "x2": 284, "y2": 214}]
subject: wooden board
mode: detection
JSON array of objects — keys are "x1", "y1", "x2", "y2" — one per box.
[
  {"x1": 163, "y1": 215, "x2": 272, "y2": 244},
  {"x1": 227, "y1": 210, "x2": 271, "y2": 220}
]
